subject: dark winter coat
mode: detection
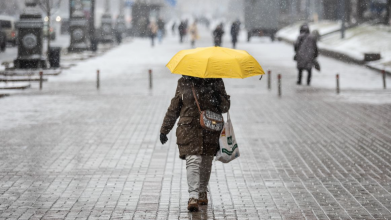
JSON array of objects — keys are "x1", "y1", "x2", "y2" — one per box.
[
  {"x1": 213, "y1": 27, "x2": 225, "y2": 46},
  {"x1": 230, "y1": 22, "x2": 240, "y2": 43},
  {"x1": 160, "y1": 77, "x2": 230, "y2": 160},
  {"x1": 294, "y1": 33, "x2": 318, "y2": 70},
  {"x1": 178, "y1": 22, "x2": 186, "y2": 35}
]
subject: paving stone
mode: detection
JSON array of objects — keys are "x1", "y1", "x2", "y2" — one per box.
[{"x1": 1, "y1": 31, "x2": 391, "y2": 220}]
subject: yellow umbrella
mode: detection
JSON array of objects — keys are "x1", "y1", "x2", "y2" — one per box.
[{"x1": 166, "y1": 47, "x2": 265, "y2": 79}]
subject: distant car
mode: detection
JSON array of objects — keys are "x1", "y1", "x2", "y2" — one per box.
[
  {"x1": 244, "y1": 0, "x2": 279, "y2": 41},
  {"x1": 0, "y1": 15, "x2": 17, "y2": 46},
  {"x1": 43, "y1": 24, "x2": 56, "y2": 40}
]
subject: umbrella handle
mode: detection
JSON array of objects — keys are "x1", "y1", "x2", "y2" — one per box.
[{"x1": 259, "y1": 75, "x2": 263, "y2": 80}]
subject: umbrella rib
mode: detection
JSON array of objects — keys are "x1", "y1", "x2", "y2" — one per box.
[
  {"x1": 222, "y1": 49, "x2": 245, "y2": 78},
  {"x1": 203, "y1": 57, "x2": 211, "y2": 78},
  {"x1": 171, "y1": 54, "x2": 190, "y2": 75}
]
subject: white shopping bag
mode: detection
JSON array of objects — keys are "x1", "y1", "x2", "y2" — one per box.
[{"x1": 216, "y1": 112, "x2": 240, "y2": 163}]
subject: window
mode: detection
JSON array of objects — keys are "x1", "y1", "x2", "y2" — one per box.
[{"x1": 0, "y1": 20, "x2": 11, "y2": 28}]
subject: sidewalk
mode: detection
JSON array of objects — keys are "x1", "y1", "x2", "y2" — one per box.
[
  {"x1": 0, "y1": 26, "x2": 391, "y2": 219},
  {"x1": 276, "y1": 21, "x2": 391, "y2": 73}
]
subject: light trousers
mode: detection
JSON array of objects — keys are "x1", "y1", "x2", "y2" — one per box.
[{"x1": 186, "y1": 155, "x2": 214, "y2": 199}]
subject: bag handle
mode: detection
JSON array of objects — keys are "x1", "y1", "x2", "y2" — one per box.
[
  {"x1": 226, "y1": 111, "x2": 231, "y2": 133},
  {"x1": 191, "y1": 85, "x2": 202, "y2": 113}
]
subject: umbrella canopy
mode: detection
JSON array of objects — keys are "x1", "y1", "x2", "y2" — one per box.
[{"x1": 166, "y1": 47, "x2": 265, "y2": 79}]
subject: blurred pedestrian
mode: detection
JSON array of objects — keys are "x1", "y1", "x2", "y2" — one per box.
[
  {"x1": 230, "y1": 20, "x2": 240, "y2": 48},
  {"x1": 157, "y1": 18, "x2": 165, "y2": 43},
  {"x1": 115, "y1": 29, "x2": 123, "y2": 44},
  {"x1": 149, "y1": 21, "x2": 158, "y2": 47},
  {"x1": 189, "y1": 21, "x2": 199, "y2": 47},
  {"x1": 159, "y1": 76, "x2": 230, "y2": 212},
  {"x1": 294, "y1": 24, "x2": 318, "y2": 85},
  {"x1": 213, "y1": 24, "x2": 225, "y2": 47},
  {"x1": 178, "y1": 21, "x2": 187, "y2": 43},
  {"x1": 172, "y1": 21, "x2": 176, "y2": 35},
  {"x1": 137, "y1": 17, "x2": 148, "y2": 37}
]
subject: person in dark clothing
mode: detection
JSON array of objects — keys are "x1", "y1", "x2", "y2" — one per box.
[
  {"x1": 149, "y1": 21, "x2": 158, "y2": 47},
  {"x1": 172, "y1": 22, "x2": 176, "y2": 35},
  {"x1": 115, "y1": 30, "x2": 123, "y2": 44},
  {"x1": 294, "y1": 24, "x2": 319, "y2": 85},
  {"x1": 230, "y1": 20, "x2": 240, "y2": 49},
  {"x1": 157, "y1": 18, "x2": 165, "y2": 43},
  {"x1": 160, "y1": 76, "x2": 230, "y2": 212},
  {"x1": 213, "y1": 24, "x2": 225, "y2": 47},
  {"x1": 178, "y1": 21, "x2": 187, "y2": 43}
]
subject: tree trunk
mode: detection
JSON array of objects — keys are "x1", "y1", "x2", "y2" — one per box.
[{"x1": 385, "y1": 0, "x2": 391, "y2": 25}]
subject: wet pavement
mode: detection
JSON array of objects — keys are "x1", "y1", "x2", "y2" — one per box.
[{"x1": 1, "y1": 27, "x2": 391, "y2": 219}]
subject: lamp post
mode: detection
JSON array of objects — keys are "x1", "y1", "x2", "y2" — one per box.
[
  {"x1": 385, "y1": 0, "x2": 391, "y2": 25},
  {"x1": 90, "y1": 0, "x2": 96, "y2": 51}
]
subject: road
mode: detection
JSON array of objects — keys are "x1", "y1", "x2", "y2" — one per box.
[{"x1": 0, "y1": 26, "x2": 391, "y2": 219}]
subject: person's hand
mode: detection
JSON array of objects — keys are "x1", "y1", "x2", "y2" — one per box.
[{"x1": 160, "y1": 133, "x2": 168, "y2": 145}]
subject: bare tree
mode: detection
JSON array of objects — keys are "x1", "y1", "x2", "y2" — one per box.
[
  {"x1": 36, "y1": 0, "x2": 62, "y2": 57},
  {"x1": 0, "y1": 0, "x2": 23, "y2": 16}
]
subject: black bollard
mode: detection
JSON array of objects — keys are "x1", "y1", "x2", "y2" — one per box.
[
  {"x1": 268, "y1": 70, "x2": 271, "y2": 90},
  {"x1": 97, "y1": 70, "x2": 100, "y2": 89},
  {"x1": 383, "y1": 70, "x2": 387, "y2": 89},
  {"x1": 278, "y1": 74, "x2": 281, "y2": 97},
  {"x1": 39, "y1": 71, "x2": 43, "y2": 90},
  {"x1": 336, "y1": 74, "x2": 340, "y2": 94},
  {"x1": 149, "y1": 69, "x2": 153, "y2": 89}
]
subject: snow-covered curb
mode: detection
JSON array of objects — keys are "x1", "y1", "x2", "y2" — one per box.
[
  {"x1": 0, "y1": 82, "x2": 31, "y2": 90},
  {"x1": 366, "y1": 59, "x2": 391, "y2": 74}
]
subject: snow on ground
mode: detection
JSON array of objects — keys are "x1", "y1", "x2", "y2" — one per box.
[
  {"x1": 276, "y1": 21, "x2": 342, "y2": 42},
  {"x1": 1, "y1": 25, "x2": 390, "y2": 106},
  {"x1": 320, "y1": 24, "x2": 391, "y2": 61},
  {"x1": 277, "y1": 21, "x2": 391, "y2": 72},
  {"x1": 50, "y1": 38, "x2": 181, "y2": 83},
  {"x1": 0, "y1": 82, "x2": 30, "y2": 89},
  {"x1": 333, "y1": 91, "x2": 391, "y2": 105},
  {"x1": 232, "y1": 27, "x2": 391, "y2": 91}
]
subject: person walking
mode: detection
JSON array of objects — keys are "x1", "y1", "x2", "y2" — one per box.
[
  {"x1": 178, "y1": 21, "x2": 186, "y2": 43},
  {"x1": 149, "y1": 21, "x2": 158, "y2": 47},
  {"x1": 230, "y1": 20, "x2": 240, "y2": 49},
  {"x1": 157, "y1": 18, "x2": 165, "y2": 43},
  {"x1": 159, "y1": 76, "x2": 230, "y2": 212},
  {"x1": 213, "y1": 24, "x2": 225, "y2": 47},
  {"x1": 294, "y1": 24, "x2": 318, "y2": 85},
  {"x1": 172, "y1": 21, "x2": 176, "y2": 35},
  {"x1": 189, "y1": 21, "x2": 199, "y2": 47}
]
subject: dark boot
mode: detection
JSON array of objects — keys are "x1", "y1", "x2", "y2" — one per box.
[
  {"x1": 307, "y1": 69, "x2": 312, "y2": 85},
  {"x1": 198, "y1": 192, "x2": 208, "y2": 205},
  {"x1": 188, "y1": 198, "x2": 199, "y2": 212},
  {"x1": 297, "y1": 69, "x2": 303, "y2": 85}
]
